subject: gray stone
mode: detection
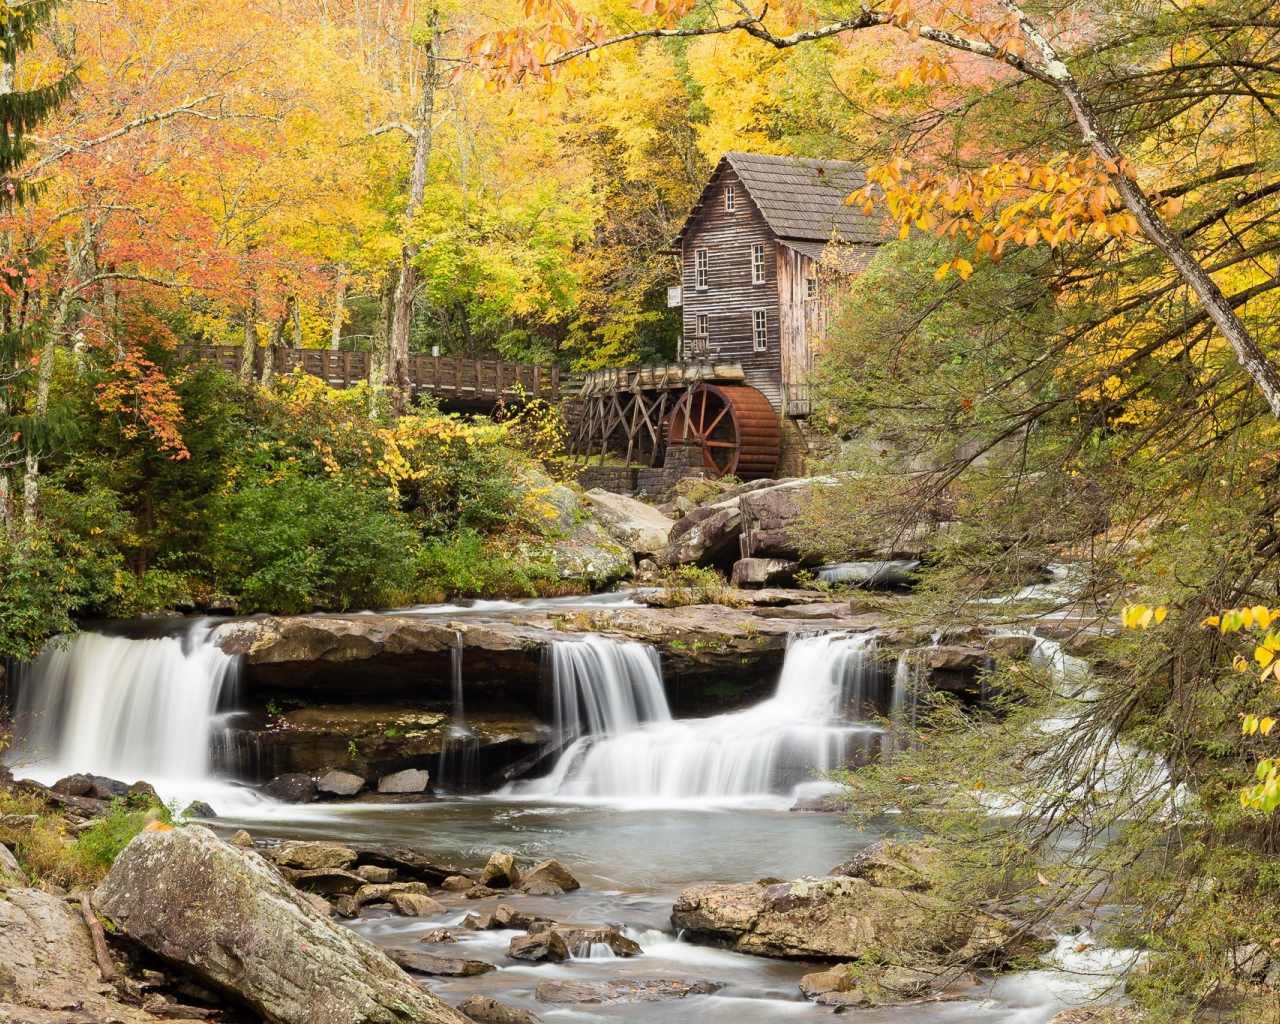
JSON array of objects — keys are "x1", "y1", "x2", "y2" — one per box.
[
  {"x1": 51, "y1": 773, "x2": 93, "y2": 797},
  {"x1": 731, "y1": 558, "x2": 799, "y2": 587},
  {"x1": 378, "y1": 768, "x2": 430, "y2": 794},
  {"x1": 206, "y1": 594, "x2": 239, "y2": 615},
  {"x1": 94, "y1": 824, "x2": 468, "y2": 1024},
  {"x1": 350, "y1": 843, "x2": 460, "y2": 884},
  {"x1": 127, "y1": 780, "x2": 159, "y2": 801},
  {"x1": 656, "y1": 504, "x2": 741, "y2": 566},
  {"x1": 287, "y1": 867, "x2": 368, "y2": 895},
  {"x1": 517, "y1": 858, "x2": 579, "y2": 894},
  {"x1": 316, "y1": 770, "x2": 366, "y2": 796},
  {"x1": 352, "y1": 881, "x2": 435, "y2": 909},
  {"x1": 384, "y1": 947, "x2": 496, "y2": 976},
  {"x1": 262, "y1": 772, "x2": 317, "y2": 803},
  {"x1": 356, "y1": 864, "x2": 397, "y2": 884},
  {"x1": 481, "y1": 850, "x2": 520, "y2": 888},
  {"x1": 391, "y1": 893, "x2": 446, "y2": 917},
  {"x1": 230, "y1": 829, "x2": 255, "y2": 848},
  {"x1": 829, "y1": 840, "x2": 949, "y2": 891},
  {"x1": 456, "y1": 995, "x2": 542, "y2": 1023},
  {"x1": 548, "y1": 925, "x2": 641, "y2": 957},
  {"x1": 814, "y1": 560, "x2": 920, "y2": 588},
  {"x1": 508, "y1": 931, "x2": 570, "y2": 962},
  {"x1": 271, "y1": 841, "x2": 358, "y2": 871},
  {"x1": 534, "y1": 979, "x2": 726, "y2": 1003},
  {"x1": 0, "y1": 842, "x2": 28, "y2": 888},
  {"x1": 182, "y1": 800, "x2": 217, "y2": 818},
  {"x1": 0, "y1": 886, "x2": 153, "y2": 1022},
  {"x1": 671, "y1": 874, "x2": 985, "y2": 960},
  {"x1": 584, "y1": 490, "x2": 675, "y2": 555}
]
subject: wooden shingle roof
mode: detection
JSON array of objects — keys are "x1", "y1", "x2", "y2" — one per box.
[{"x1": 675, "y1": 152, "x2": 881, "y2": 245}]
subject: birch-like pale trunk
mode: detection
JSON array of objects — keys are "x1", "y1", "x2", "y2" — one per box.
[
  {"x1": 330, "y1": 272, "x2": 347, "y2": 351},
  {"x1": 390, "y1": 22, "x2": 440, "y2": 406}
]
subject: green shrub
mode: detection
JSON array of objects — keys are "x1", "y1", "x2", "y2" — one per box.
[
  {"x1": 414, "y1": 528, "x2": 565, "y2": 600},
  {"x1": 206, "y1": 473, "x2": 416, "y2": 613}
]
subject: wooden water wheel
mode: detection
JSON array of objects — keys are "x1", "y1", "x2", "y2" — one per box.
[{"x1": 668, "y1": 383, "x2": 780, "y2": 480}]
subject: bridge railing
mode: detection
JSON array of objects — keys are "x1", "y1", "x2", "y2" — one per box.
[{"x1": 176, "y1": 347, "x2": 559, "y2": 401}]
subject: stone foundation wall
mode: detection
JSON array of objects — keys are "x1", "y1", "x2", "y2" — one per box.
[{"x1": 573, "y1": 466, "x2": 640, "y2": 494}]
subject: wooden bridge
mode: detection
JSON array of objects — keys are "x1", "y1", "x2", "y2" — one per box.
[{"x1": 178, "y1": 346, "x2": 561, "y2": 407}]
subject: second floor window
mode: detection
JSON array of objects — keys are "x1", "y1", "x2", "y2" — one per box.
[
  {"x1": 725, "y1": 184, "x2": 736, "y2": 212},
  {"x1": 695, "y1": 249, "x2": 709, "y2": 289},
  {"x1": 753, "y1": 309, "x2": 768, "y2": 351},
  {"x1": 806, "y1": 277, "x2": 818, "y2": 299},
  {"x1": 752, "y1": 244, "x2": 766, "y2": 284}
]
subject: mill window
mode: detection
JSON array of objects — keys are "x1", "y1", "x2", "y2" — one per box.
[
  {"x1": 695, "y1": 248, "x2": 708, "y2": 290},
  {"x1": 725, "y1": 184, "x2": 736, "y2": 213},
  {"x1": 752, "y1": 309, "x2": 768, "y2": 351},
  {"x1": 806, "y1": 277, "x2": 818, "y2": 299},
  {"x1": 752, "y1": 244, "x2": 766, "y2": 285},
  {"x1": 693, "y1": 313, "x2": 709, "y2": 355}
]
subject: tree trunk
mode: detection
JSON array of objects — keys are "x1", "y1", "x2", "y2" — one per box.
[
  {"x1": 22, "y1": 284, "x2": 75, "y2": 522},
  {"x1": 390, "y1": 20, "x2": 440, "y2": 407},
  {"x1": 330, "y1": 272, "x2": 347, "y2": 351},
  {"x1": 369, "y1": 273, "x2": 395, "y2": 417},
  {"x1": 290, "y1": 294, "x2": 302, "y2": 348},
  {"x1": 260, "y1": 313, "x2": 286, "y2": 387},
  {"x1": 240, "y1": 298, "x2": 259, "y2": 380}
]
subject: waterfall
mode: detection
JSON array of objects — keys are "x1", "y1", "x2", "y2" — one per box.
[
  {"x1": 436, "y1": 632, "x2": 482, "y2": 792},
  {"x1": 8, "y1": 622, "x2": 238, "y2": 799},
  {"x1": 517, "y1": 633, "x2": 884, "y2": 805}
]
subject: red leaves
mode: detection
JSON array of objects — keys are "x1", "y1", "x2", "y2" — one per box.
[{"x1": 93, "y1": 310, "x2": 190, "y2": 461}]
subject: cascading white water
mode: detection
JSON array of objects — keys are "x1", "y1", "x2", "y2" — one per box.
[
  {"x1": 8, "y1": 622, "x2": 238, "y2": 800},
  {"x1": 518, "y1": 633, "x2": 883, "y2": 805}
]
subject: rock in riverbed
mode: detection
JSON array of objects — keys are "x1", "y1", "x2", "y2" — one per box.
[
  {"x1": 262, "y1": 772, "x2": 317, "y2": 803},
  {"x1": 481, "y1": 850, "x2": 520, "y2": 888},
  {"x1": 829, "y1": 840, "x2": 948, "y2": 891},
  {"x1": 671, "y1": 874, "x2": 988, "y2": 960},
  {"x1": 94, "y1": 824, "x2": 468, "y2": 1024},
  {"x1": 509, "y1": 931, "x2": 571, "y2": 962},
  {"x1": 456, "y1": 995, "x2": 542, "y2": 1023},
  {"x1": 384, "y1": 947, "x2": 496, "y2": 976},
  {"x1": 378, "y1": 768, "x2": 430, "y2": 793},
  {"x1": 271, "y1": 840, "x2": 358, "y2": 870},
  {"x1": 317, "y1": 769, "x2": 367, "y2": 796},
  {"x1": 517, "y1": 858, "x2": 579, "y2": 894},
  {"x1": 535, "y1": 979, "x2": 726, "y2": 1003}
]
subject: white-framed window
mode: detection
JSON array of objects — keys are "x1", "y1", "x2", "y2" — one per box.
[
  {"x1": 751, "y1": 244, "x2": 766, "y2": 285},
  {"x1": 695, "y1": 248, "x2": 709, "y2": 290},
  {"x1": 693, "y1": 313, "x2": 709, "y2": 355},
  {"x1": 805, "y1": 277, "x2": 818, "y2": 299},
  {"x1": 725, "y1": 184, "x2": 736, "y2": 213},
  {"x1": 752, "y1": 309, "x2": 768, "y2": 351}
]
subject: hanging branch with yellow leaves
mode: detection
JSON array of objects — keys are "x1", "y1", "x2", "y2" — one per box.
[{"x1": 1123, "y1": 603, "x2": 1280, "y2": 813}]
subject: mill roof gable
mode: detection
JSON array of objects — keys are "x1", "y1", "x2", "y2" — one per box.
[{"x1": 675, "y1": 152, "x2": 881, "y2": 246}]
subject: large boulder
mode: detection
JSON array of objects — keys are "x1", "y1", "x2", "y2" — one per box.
[
  {"x1": 656, "y1": 503, "x2": 742, "y2": 566},
  {"x1": 378, "y1": 768, "x2": 430, "y2": 794},
  {"x1": 520, "y1": 469, "x2": 632, "y2": 585},
  {"x1": 0, "y1": 842, "x2": 28, "y2": 888},
  {"x1": 584, "y1": 490, "x2": 675, "y2": 555},
  {"x1": 94, "y1": 825, "x2": 468, "y2": 1024},
  {"x1": 270, "y1": 841, "x2": 358, "y2": 871},
  {"x1": 481, "y1": 850, "x2": 520, "y2": 888},
  {"x1": 737, "y1": 479, "x2": 820, "y2": 562},
  {"x1": 731, "y1": 558, "x2": 799, "y2": 587},
  {"x1": 535, "y1": 979, "x2": 725, "y2": 1003},
  {"x1": 456, "y1": 995, "x2": 541, "y2": 1023},
  {"x1": 670, "y1": 875, "x2": 979, "y2": 960}
]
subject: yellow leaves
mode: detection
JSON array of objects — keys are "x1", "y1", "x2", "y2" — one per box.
[
  {"x1": 1243, "y1": 714, "x2": 1277, "y2": 736},
  {"x1": 1121, "y1": 604, "x2": 1167, "y2": 629},
  {"x1": 933, "y1": 258, "x2": 973, "y2": 282},
  {"x1": 1242, "y1": 759, "x2": 1280, "y2": 813}
]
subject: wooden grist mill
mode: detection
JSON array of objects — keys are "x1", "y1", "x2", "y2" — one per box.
[{"x1": 566, "y1": 361, "x2": 781, "y2": 481}]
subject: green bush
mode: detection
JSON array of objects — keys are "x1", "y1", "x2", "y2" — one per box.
[
  {"x1": 206, "y1": 473, "x2": 416, "y2": 613},
  {"x1": 414, "y1": 528, "x2": 564, "y2": 601}
]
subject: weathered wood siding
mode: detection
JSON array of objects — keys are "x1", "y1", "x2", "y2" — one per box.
[{"x1": 681, "y1": 166, "x2": 784, "y2": 410}]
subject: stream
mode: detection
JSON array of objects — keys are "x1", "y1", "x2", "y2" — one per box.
[{"x1": 5, "y1": 597, "x2": 1128, "y2": 1021}]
